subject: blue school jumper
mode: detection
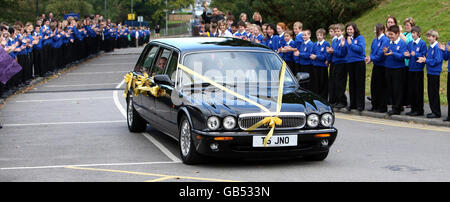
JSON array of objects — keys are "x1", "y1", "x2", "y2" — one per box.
[
  {"x1": 294, "y1": 32, "x2": 304, "y2": 64},
  {"x1": 254, "y1": 34, "x2": 264, "y2": 44},
  {"x1": 405, "y1": 38, "x2": 427, "y2": 71},
  {"x1": 426, "y1": 42, "x2": 443, "y2": 76},
  {"x1": 278, "y1": 32, "x2": 286, "y2": 58},
  {"x1": 370, "y1": 34, "x2": 390, "y2": 67},
  {"x1": 7, "y1": 38, "x2": 17, "y2": 59},
  {"x1": 345, "y1": 35, "x2": 366, "y2": 63},
  {"x1": 384, "y1": 38, "x2": 406, "y2": 69},
  {"x1": 444, "y1": 45, "x2": 450, "y2": 68},
  {"x1": 282, "y1": 39, "x2": 296, "y2": 62},
  {"x1": 298, "y1": 40, "x2": 314, "y2": 66},
  {"x1": 233, "y1": 31, "x2": 247, "y2": 39},
  {"x1": 312, "y1": 40, "x2": 330, "y2": 67},
  {"x1": 265, "y1": 35, "x2": 280, "y2": 52},
  {"x1": 331, "y1": 36, "x2": 347, "y2": 64}
]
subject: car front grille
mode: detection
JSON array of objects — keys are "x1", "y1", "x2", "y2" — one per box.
[{"x1": 238, "y1": 112, "x2": 306, "y2": 130}]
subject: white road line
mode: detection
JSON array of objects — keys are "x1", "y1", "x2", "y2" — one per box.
[
  {"x1": 113, "y1": 80, "x2": 182, "y2": 163},
  {"x1": 88, "y1": 62, "x2": 135, "y2": 66},
  {"x1": 0, "y1": 161, "x2": 180, "y2": 170},
  {"x1": 45, "y1": 83, "x2": 119, "y2": 88},
  {"x1": 3, "y1": 120, "x2": 126, "y2": 127},
  {"x1": 15, "y1": 97, "x2": 112, "y2": 103},
  {"x1": 142, "y1": 133, "x2": 182, "y2": 163},
  {"x1": 67, "y1": 71, "x2": 129, "y2": 75}
]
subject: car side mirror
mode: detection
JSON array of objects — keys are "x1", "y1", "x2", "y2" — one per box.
[
  {"x1": 154, "y1": 74, "x2": 174, "y2": 86},
  {"x1": 296, "y1": 72, "x2": 310, "y2": 84}
]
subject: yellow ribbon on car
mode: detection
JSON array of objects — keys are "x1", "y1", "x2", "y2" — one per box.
[
  {"x1": 123, "y1": 72, "x2": 167, "y2": 98},
  {"x1": 177, "y1": 62, "x2": 287, "y2": 147}
]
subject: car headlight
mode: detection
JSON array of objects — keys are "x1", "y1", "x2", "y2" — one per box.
[
  {"x1": 223, "y1": 116, "x2": 236, "y2": 130},
  {"x1": 207, "y1": 116, "x2": 220, "y2": 130},
  {"x1": 307, "y1": 114, "x2": 320, "y2": 128},
  {"x1": 320, "y1": 113, "x2": 334, "y2": 127}
]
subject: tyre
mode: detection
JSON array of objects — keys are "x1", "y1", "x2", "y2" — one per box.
[
  {"x1": 179, "y1": 115, "x2": 203, "y2": 164},
  {"x1": 126, "y1": 95, "x2": 147, "y2": 132},
  {"x1": 303, "y1": 151, "x2": 329, "y2": 161}
]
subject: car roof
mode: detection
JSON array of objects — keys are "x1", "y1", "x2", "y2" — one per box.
[{"x1": 150, "y1": 37, "x2": 273, "y2": 53}]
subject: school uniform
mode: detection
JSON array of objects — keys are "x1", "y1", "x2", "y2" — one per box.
[
  {"x1": 282, "y1": 39, "x2": 296, "y2": 76},
  {"x1": 298, "y1": 39, "x2": 314, "y2": 91},
  {"x1": 311, "y1": 40, "x2": 330, "y2": 99},
  {"x1": 32, "y1": 32, "x2": 44, "y2": 77},
  {"x1": 331, "y1": 36, "x2": 348, "y2": 108},
  {"x1": 294, "y1": 32, "x2": 304, "y2": 74},
  {"x1": 328, "y1": 36, "x2": 338, "y2": 105},
  {"x1": 425, "y1": 41, "x2": 443, "y2": 118},
  {"x1": 233, "y1": 30, "x2": 247, "y2": 39},
  {"x1": 278, "y1": 32, "x2": 285, "y2": 60},
  {"x1": 264, "y1": 35, "x2": 280, "y2": 53},
  {"x1": 405, "y1": 38, "x2": 427, "y2": 116},
  {"x1": 345, "y1": 35, "x2": 366, "y2": 111},
  {"x1": 384, "y1": 37, "x2": 407, "y2": 115},
  {"x1": 254, "y1": 34, "x2": 264, "y2": 44},
  {"x1": 369, "y1": 34, "x2": 390, "y2": 112}
]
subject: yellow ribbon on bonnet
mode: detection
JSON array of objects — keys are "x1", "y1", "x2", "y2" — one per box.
[{"x1": 177, "y1": 62, "x2": 287, "y2": 147}]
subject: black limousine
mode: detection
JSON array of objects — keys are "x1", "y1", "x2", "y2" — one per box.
[{"x1": 125, "y1": 37, "x2": 338, "y2": 164}]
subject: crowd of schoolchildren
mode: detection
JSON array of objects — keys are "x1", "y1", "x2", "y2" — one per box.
[
  {"x1": 199, "y1": 7, "x2": 450, "y2": 122},
  {"x1": 0, "y1": 13, "x2": 151, "y2": 99}
]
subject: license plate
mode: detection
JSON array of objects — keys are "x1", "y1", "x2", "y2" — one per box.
[{"x1": 252, "y1": 135, "x2": 298, "y2": 147}]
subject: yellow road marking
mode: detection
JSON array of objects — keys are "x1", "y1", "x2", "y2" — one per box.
[
  {"x1": 65, "y1": 166, "x2": 241, "y2": 182},
  {"x1": 335, "y1": 113, "x2": 450, "y2": 133},
  {"x1": 145, "y1": 176, "x2": 176, "y2": 182}
]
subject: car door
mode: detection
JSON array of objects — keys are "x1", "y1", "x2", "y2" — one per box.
[
  {"x1": 152, "y1": 48, "x2": 178, "y2": 135},
  {"x1": 130, "y1": 44, "x2": 152, "y2": 115},
  {"x1": 138, "y1": 45, "x2": 160, "y2": 121}
]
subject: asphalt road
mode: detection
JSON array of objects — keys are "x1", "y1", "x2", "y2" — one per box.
[{"x1": 1, "y1": 46, "x2": 450, "y2": 182}]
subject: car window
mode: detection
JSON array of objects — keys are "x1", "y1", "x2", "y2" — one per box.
[
  {"x1": 142, "y1": 46, "x2": 160, "y2": 74},
  {"x1": 151, "y1": 48, "x2": 172, "y2": 76},
  {"x1": 166, "y1": 52, "x2": 179, "y2": 81},
  {"x1": 134, "y1": 45, "x2": 152, "y2": 72}
]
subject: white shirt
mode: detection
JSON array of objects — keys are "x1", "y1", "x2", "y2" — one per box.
[
  {"x1": 377, "y1": 33, "x2": 385, "y2": 40},
  {"x1": 413, "y1": 37, "x2": 421, "y2": 44},
  {"x1": 391, "y1": 37, "x2": 401, "y2": 45},
  {"x1": 317, "y1": 40, "x2": 325, "y2": 46},
  {"x1": 219, "y1": 29, "x2": 233, "y2": 37},
  {"x1": 430, "y1": 41, "x2": 438, "y2": 48}
]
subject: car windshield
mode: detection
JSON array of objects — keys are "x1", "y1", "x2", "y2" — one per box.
[{"x1": 180, "y1": 51, "x2": 297, "y2": 88}]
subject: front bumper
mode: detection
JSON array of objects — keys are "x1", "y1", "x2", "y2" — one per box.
[{"x1": 191, "y1": 128, "x2": 338, "y2": 159}]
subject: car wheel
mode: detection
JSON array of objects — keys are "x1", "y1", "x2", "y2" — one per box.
[
  {"x1": 179, "y1": 115, "x2": 203, "y2": 164},
  {"x1": 127, "y1": 95, "x2": 147, "y2": 132},
  {"x1": 303, "y1": 151, "x2": 329, "y2": 161}
]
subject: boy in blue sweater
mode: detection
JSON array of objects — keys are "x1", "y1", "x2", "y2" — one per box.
[
  {"x1": 417, "y1": 29, "x2": 443, "y2": 118},
  {"x1": 328, "y1": 24, "x2": 348, "y2": 109},
  {"x1": 404, "y1": 26, "x2": 427, "y2": 116},
  {"x1": 279, "y1": 30, "x2": 296, "y2": 76},
  {"x1": 384, "y1": 25, "x2": 407, "y2": 115},
  {"x1": 310, "y1": 28, "x2": 330, "y2": 99},
  {"x1": 295, "y1": 29, "x2": 314, "y2": 91}
]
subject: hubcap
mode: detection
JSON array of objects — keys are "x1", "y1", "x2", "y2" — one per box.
[
  {"x1": 180, "y1": 120, "x2": 191, "y2": 157},
  {"x1": 127, "y1": 98, "x2": 133, "y2": 126}
]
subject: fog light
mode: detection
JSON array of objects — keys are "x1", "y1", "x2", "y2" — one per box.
[
  {"x1": 210, "y1": 143, "x2": 219, "y2": 151},
  {"x1": 321, "y1": 139, "x2": 329, "y2": 147}
]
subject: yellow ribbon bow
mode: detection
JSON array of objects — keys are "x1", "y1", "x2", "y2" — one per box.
[{"x1": 124, "y1": 72, "x2": 168, "y2": 98}]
